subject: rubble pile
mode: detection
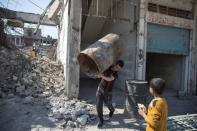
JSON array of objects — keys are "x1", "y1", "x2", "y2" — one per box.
[
  {"x1": 0, "y1": 47, "x2": 96, "y2": 130},
  {"x1": 47, "y1": 95, "x2": 96, "y2": 130},
  {"x1": 0, "y1": 47, "x2": 64, "y2": 98}
]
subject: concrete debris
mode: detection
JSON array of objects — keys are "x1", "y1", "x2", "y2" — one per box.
[
  {"x1": 0, "y1": 47, "x2": 96, "y2": 130},
  {"x1": 77, "y1": 114, "x2": 89, "y2": 126},
  {"x1": 23, "y1": 96, "x2": 34, "y2": 104}
]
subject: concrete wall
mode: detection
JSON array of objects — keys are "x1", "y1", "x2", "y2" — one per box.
[
  {"x1": 81, "y1": 17, "x2": 105, "y2": 50},
  {"x1": 99, "y1": 0, "x2": 138, "y2": 90},
  {"x1": 57, "y1": 1, "x2": 69, "y2": 65},
  {"x1": 57, "y1": 0, "x2": 82, "y2": 99}
]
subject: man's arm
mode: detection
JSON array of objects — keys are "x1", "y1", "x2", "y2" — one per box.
[{"x1": 98, "y1": 73, "x2": 115, "y2": 82}]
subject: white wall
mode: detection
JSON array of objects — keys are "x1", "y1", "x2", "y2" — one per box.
[{"x1": 57, "y1": 1, "x2": 69, "y2": 65}]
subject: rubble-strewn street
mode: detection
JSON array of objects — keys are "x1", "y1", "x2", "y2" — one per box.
[{"x1": 0, "y1": 47, "x2": 197, "y2": 131}]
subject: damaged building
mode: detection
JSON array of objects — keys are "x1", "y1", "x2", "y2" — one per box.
[
  {"x1": 0, "y1": 7, "x2": 57, "y2": 47},
  {"x1": 57, "y1": 0, "x2": 197, "y2": 99}
]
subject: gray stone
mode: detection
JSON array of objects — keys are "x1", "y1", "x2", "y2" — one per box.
[
  {"x1": 72, "y1": 114, "x2": 77, "y2": 121},
  {"x1": 23, "y1": 96, "x2": 34, "y2": 104},
  {"x1": 13, "y1": 75, "x2": 18, "y2": 81},
  {"x1": 67, "y1": 120, "x2": 76, "y2": 128},
  {"x1": 64, "y1": 114, "x2": 72, "y2": 121},
  {"x1": 55, "y1": 113, "x2": 63, "y2": 120},
  {"x1": 46, "y1": 104, "x2": 51, "y2": 110},
  {"x1": 37, "y1": 94, "x2": 46, "y2": 98},
  {"x1": 81, "y1": 109, "x2": 89, "y2": 115},
  {"x1": 77, "y1": 115, "x2": 89, "y2": 126},
  {"x1": 59, "y1": 107, "x2": 66, "y2": 114},
  {"x1": 8, "y1": 93, "x2": 14, "y2": 99},
  {"x1": 74, "y1": 110, "x2": 81, "y2": 117},
  {"x1": 21, "y1": 78, "x2": 29, "y2": 85},
  {"x1": 43, "y1": 91, "x2": 51, "y2": 97},
  {"x1": 16, "y1": 86, "x2": 25, "y2": 94}
]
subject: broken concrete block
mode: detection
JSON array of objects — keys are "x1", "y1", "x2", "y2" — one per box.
[
  {"x1": 74, "y1": 110, "x2": 81, "y2": 117},
  {"x1": 55, "y1": 113, "x2": 63, "y2": 120},
  {"x1": 77, "y1": 114, "x2": 89, "y2": 126},
  {"x1": 81, "y1": 109, "x2": 89, "y2": 115},
  {"x1": 23, "y1": 96, "x2": 34, "y2": 104}
]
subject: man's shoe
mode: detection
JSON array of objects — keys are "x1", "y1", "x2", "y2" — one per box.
[
  {"x1": 109, "y1": 111, "x2": 114, "y2": 118},
  {"x1": 97, "y1": 121, "x2": 103, "y2": 128}
]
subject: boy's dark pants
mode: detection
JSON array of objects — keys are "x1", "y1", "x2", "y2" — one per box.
[{"x1": 96, "y1": 87, "x2": 115, "y2": 123}]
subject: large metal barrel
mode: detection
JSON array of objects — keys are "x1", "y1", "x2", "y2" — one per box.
[
  {"x1": 124, "y1": 80, "x2": 148, "y2": 119},
  {"x1": 77, "y1": 33, "x2": 125, "y2": 78}
]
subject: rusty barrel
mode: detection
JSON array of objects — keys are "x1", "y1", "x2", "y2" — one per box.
[
  {"x1": 124, "y1": 80, "x2": 148, "y2": 119},
  {"x1": 77, "y1": 33, "x2": 125, "y2": 78}
]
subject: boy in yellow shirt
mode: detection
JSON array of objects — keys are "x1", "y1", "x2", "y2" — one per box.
[{"x1": 138, "y1": 78, "x2": 168, "y2": 131}]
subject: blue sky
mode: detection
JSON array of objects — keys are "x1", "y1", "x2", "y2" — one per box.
[{"x1": 0, "y1": 0, "x2": 58, "y2": 39}]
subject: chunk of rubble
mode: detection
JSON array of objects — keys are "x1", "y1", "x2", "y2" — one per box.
[{"x1": 23, "y1": 96, "x2": 34, "y2": 104}]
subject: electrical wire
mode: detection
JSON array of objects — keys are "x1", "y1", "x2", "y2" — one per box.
[{"x1": 27, "y1": 0, "x2": 44, "y2": 11}]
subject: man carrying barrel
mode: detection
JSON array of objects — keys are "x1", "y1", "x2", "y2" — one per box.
[{"x1": 96, "y1": 60, "x2": 124, "y2": 128}]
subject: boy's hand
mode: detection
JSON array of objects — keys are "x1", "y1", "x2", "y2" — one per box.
[
  {"x1": 137, "y1": 104, "x2": 147, "y2": 113},
  {"x1": 138, "y1": 109, "x2": 146, "y2": 119}
]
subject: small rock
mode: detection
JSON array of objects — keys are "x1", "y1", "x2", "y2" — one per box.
[
  {"x1": 67, "y1": 120, "x2": 76, "y2": 128},
  {"x1": 23, "y1": 96, "x2": 34, "y2": 104},
  {"x1": 81, "y1": 109, "x2": 89, "y2": 115},
  {"x1": 74, "y1": 110, "x2": 81, "y2": 117},
  {"x1": 13, "y1": 75, "x2": 18, "y2": 81},
  {"x1": 59, "y1": 107, "x2": 66, "y2": 114},
  {"x1": 55, "y1": 113, "x2": 63, "y2": 120},
  {"x1": 8, "y1": 93, "x2": 14, "y2": 99},
  {"x1": 46, "y1": 104, "x2": 51, "y2": 110},
  {"x1": 37, "y1": 94, "x2": 46, "y2": 98},
  {"x1": 43, "y1": 91, "x2": 51, "y2": 97},
  {"x1": 72, "y1": 114, "x2": 77, "y2": 121},
  {"x1": 21, "y1": 78, "x2": 29, "y2": 86},
  {"x1": 64, "y1": 114, "x2": 72, "y2": 121},
  {"x1": 77, "y1": 115, "x2": 89, "y2": 126},
  {"x1": 16, "y1": 86, "x2": 25, "y2": 94}
]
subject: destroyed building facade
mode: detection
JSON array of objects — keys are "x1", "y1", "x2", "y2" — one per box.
[{"x1": 57, "y1": 0, "x2": 197, "y2": 98}]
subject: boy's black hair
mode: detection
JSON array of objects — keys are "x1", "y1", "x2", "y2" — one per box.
[
  {"x1": 150, "y1": 78, "x2": 165, "y2": 95},
  {"x1": 115, "y1": 60, "x2": 124, "y2": 67}
]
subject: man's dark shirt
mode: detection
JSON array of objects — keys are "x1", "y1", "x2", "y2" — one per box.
[{"x1": 98, "y1": 66, "x2": 118, "y2": 92}]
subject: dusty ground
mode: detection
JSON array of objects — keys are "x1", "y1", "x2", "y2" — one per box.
[{"x1": 79, "y1": 78, "x2": 197, "y2": 131}]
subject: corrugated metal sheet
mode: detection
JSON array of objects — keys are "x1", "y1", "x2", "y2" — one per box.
[{"x1": 147, "y1": 24, "x2": 190, "y2": 55}]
